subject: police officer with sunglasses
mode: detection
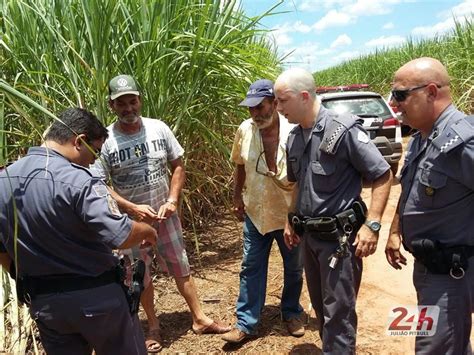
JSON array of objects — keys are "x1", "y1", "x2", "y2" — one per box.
[
  {"x1": 0, "y1": 108, "x2": 157, "y2": 354},
  {"x1": 386, "y1": 57, "x2": 474, "y2": 354}
]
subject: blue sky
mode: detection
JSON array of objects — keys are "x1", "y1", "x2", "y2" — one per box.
[{"x1": 239, "y1": 0, "x2": 473, "y2": 72}]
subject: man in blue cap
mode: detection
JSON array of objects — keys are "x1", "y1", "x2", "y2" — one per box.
[{"x1": 222, "y1": 79, "x2": 305, "y2": 343}]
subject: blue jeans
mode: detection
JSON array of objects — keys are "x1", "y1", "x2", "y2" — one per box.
[{"x1": 236, "y1": 216, "x2": 304, "y2": 335}]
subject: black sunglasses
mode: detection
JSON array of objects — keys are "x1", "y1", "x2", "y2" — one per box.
[
  {"x1": 256, "y1": 151, "x2": 278, "y2": 177},
  {"x1": 86, "y1": 140, "x2": 102, "y2": 157},
  {"x1": 391, "y1": 83, "x2": 441, "y2": 102}
]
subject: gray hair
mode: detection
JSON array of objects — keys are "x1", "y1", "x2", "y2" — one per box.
[{"x1": 275, "y1": 68, "x2": 316, "y2": 99}]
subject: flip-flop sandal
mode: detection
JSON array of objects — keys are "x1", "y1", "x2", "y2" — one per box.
[
  {"x1": 192, "y1": 320, "x2": 232, "y2": 335},
  {"x1": 145, "y1": 328, "x2": 163, "y2": 353}
]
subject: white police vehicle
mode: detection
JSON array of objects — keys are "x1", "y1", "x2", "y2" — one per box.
[{"x1": 318, "y1": 84, "x2": 403, "y2": 175}]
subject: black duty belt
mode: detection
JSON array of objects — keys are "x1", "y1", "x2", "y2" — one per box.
[
  {"x1": 19, "y1": 268, "x2": 119, "y2": 297},
  {"x1": 289, "y1": 200, "x2": 367, "y2": 241},
  {"x1": 406, "y1": 239, "x2": 474, "y2": 279}
]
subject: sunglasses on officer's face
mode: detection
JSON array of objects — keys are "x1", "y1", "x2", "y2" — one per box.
[
  {"x1": 86, "y1": 140, "x2": 102, "y2": 157},
  {"x1": 391, "y1": 83, "x2": 442, "y2": 102}
]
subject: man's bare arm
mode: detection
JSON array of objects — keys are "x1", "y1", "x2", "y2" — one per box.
[
  {"x1": 117, "y1": 221, "x2": 158, "y2": 249},
  {"x1": 156, "y1": 157, "x2": 185, "y2": 219},
  {"x1": 353, "y1": 169, "x2": 393, "y2": 257},
  {"x1": 233, "y1": 164, "x2": 246, "y2": 221}
]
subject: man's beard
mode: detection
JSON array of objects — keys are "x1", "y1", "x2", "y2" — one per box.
[
  {"x1": 119, "y1": 114, "x2": 139, "y2": 125},
  {"x1": 253, "y1": 115, "x2": 273, "y2": 129}
]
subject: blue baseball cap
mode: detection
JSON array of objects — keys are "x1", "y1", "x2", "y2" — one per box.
[{"x1": 238, "y1": 79, "x2": 275, "y2": 107}]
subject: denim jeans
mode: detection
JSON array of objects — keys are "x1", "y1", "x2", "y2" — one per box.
[{"x1": 236, "y1": 216, "x2": 304, "y2": 335}]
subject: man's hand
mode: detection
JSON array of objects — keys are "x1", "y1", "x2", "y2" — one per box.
[
  {"x1": 131, "y1": 204, "x2": 158, "y2": 224},
  {"x1": 353, "y1": 225, "x2": 378, "y2": 258},
  {"x1": 156, "y1": 201, "x2": 177, "y2": 220},
  {"x1": 233, "y1": 195, "x2": 245, "y2": 222},
  {"x1": 385, "y1": 232, "x2": 407, "y2": 270},
  {"x1": 284, "y1": 220, "x2": 300, "y2": 250}
]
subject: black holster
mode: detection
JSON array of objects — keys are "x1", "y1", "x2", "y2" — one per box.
[
  {"x1": 411, "y1": 239, "x2": 473, "y2": 278},
  {"x1": 119, "y1": 258, "x2": 145, "y2": 314}
]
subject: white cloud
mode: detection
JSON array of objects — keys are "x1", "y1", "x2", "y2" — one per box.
[
  {"x1": 313, "y1": 10, "x2": 353, "y2": 30},
  {"x1": 411, "y1": 18, "x2": 455, "y2": 37},
  {"x1": 293, "y1": 21, "x2": 313, "y2": 33},
  {"x1": 288, "y1": 42, "x2": 322, "y2": 58},
  {"x1": 383, "y1": 22, "x2": 394, "y2": 30},
  {"x1": 279, "y1": 41, "x2": 336, "y2": 72},
  {"x1": 412, "y1": 0, "x2": 473, "y2": 38},
  {"x1": 343, "y1": 0, "x2": 391, "y2": 16},
  {"x1": 298, "y1": 0, "x2": 350, "y2": 12},
  {"x1": 270, "y1": 30, "x2": 293, "y2": 47},
  {"x1": 438, "y1": 0, "x2": 474, "y2": 19},
  {"x1": 365, "y1": 35, "x2": 406, "y2": 48},
  {"x1": 330, "y1": 34, "x2": 352, "y2": 48}
]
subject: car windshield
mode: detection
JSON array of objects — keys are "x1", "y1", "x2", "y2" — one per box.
[{"x1": 322, "y1": 97, "x2": 391, "y2": 117}]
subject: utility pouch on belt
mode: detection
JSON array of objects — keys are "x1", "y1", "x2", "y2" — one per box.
[
  {"x1": 411, "y1": 239, "x2": 472, "y2": 279},
  {"x1": 15, "y1": 276, "x2": 30, "y2": 304},
  {"x1": 119, "y1": 258, "x2": 146, "y2": 314}
]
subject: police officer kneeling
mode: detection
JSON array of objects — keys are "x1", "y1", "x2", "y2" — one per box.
[{"x1": 0, "y1": 108, "x2": 157, "y2": 355}]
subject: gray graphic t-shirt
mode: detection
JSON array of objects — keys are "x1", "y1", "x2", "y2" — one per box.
[{"x1": 93, "y1": 117, "x2": 184, "y2": 209}]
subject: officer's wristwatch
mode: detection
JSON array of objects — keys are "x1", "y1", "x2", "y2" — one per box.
[{"x1": 364, "y1": 220, "x2": 381, "y2": 232}]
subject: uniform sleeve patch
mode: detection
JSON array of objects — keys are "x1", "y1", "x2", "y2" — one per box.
[
  {"x1": 93, "y1": 184, "x2": 109, "y2": 197},
  {"x1": 107, "y1": 195, "x2": 122, "y2": 217},
  {"x1": 357, "y1": 131, "x2": 370, "y2": 144}
]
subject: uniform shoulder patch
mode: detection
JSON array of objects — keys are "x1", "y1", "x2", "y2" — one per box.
[
  {"x1": 319, "y1": 113, "x2": 357, "y2": 155},
  {"x1": 332, "y1": 112, "x2": 359, "y2": 128},
  {"x1": 432, "y1": 117, "x2": 473, "y2": 154},
  {"x1": 93, "y1": 184, "x2": 109, "y2": 197},
  {"x1": 107, "y1": 194, "x2": 122, "y2": 217}
]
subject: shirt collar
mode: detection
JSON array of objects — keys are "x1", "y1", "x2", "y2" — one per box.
[
  {"x1": 429, "y1": 104, "x2": 455, "y2": 140},
  {"x1": 313, "y1": 106, "x2": 331, "y2": 133},
  {"x1": 28, "y1": 146, "x2": 66, "y2": 159}
]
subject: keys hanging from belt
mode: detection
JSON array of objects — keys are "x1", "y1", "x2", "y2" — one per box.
[{"x1": 328, "y1": 224, "x2": 353, "y2": 269}]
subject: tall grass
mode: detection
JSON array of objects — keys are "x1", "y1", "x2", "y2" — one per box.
[
  {"x1": 0, "y1": 0, "x2": 283, "y2": 351},
  {"x1": 0, "y1": 0, "x2": 283, "y2": 224},
  {"x1": 315, "y1": 17, "x2": 474, "y2": 113}
]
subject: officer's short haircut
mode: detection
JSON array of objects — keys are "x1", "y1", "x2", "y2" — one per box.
[
  {"x1": 278, "y1": 68, "x2": 317, "y2": 99},
  {"x1": 44, "y1": 108, "x2": 108, "y2": 144}
]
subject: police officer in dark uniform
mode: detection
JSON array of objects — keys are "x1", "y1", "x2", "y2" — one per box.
[
  {"x1": 0, "y1": 108, "x2": 157, "y2": 355},
  {"x1": 385, "y1": 57, "x2": 473, "y2": 355},
  {"x1": 274, "y1": 68, "x2": 392, "y2": 354}
]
